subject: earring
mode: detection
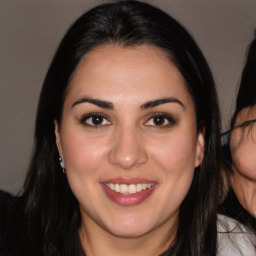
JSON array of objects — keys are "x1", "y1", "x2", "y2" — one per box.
[{"x1": 59, "y1": 157, "x2": 65, "y2": 174}]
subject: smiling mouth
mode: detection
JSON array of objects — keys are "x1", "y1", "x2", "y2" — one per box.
[{"x1": 104, "y1": 183, "x2": 154, "y2": 195}]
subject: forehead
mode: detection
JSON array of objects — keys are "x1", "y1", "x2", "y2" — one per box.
[{"x1": 66, "y1": 44, "x2": 193, "y2": 107}]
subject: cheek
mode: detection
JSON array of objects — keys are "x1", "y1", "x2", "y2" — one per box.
[
  {"x1": 230, "y1": 129, "x2": 256, "y2": 179},
  {"x1": 230, "y1": 129, "x2": 242, "y2": 151},
  {"x1": 232, "y1": 140, "x2": 256, "y2": 179},
  {"x1": 149, "y1": 132, "x2": 197, "y2": 171},
  {"x1": 62, "y1": 133, "x2": 108, "y2": 174},
  {"x1": 148, "y1": 134, "x2": 196, "y2": 218}
]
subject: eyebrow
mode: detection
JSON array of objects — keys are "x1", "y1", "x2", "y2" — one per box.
[
  {"x1": 71, "y1": 96, "x2": 184, "y2": 110},
  {"x1": 141, "y1": 97, "x2": 185, "y2": 110},
  {"x1": 72, "y1": 97, "x2": 114, "y2": 109},
  {"x1": 221, "y1": 119, "x2": 256, "y2": 136},
  {"x1": 236, "y1": 119, "x2": 256, "y2": 129}
]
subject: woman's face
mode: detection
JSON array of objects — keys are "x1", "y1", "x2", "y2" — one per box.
[
  {"x1": 55, "y1": 45, "x2": 204, "y2": 239},
  {"x1": 230, "y1": 105, "x2": 256, "y2": 180}
]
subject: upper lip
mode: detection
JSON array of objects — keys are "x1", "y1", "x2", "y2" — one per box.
[{"x1": 101, "y1": 177, "x2": 157, "y2": 185}]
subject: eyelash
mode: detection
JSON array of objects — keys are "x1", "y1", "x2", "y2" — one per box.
[
  {"x1": 80, "y1": 113, "x2": 111, "y2": 127},
  {"x1": 80, "y1": 112, "x2": 177, "y2": 128},
  {"x1": 144, "y1": 113, "x2": 177, "y2": 128}
]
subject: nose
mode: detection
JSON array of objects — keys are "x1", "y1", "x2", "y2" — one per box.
[{"x1": 108, "y1": 126, "x2": 148, "y2": 170}]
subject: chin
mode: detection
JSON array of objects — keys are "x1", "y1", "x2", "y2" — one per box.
[
  {"x1": 109, "y1": 226, "x2": 151, "y2": 238},
  {"x1": 106, "y1": 217, "x2": 154, "y2": 238}
]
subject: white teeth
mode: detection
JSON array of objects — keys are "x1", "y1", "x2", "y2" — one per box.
[
  {"x1": 114, "y1": 184, "x2": 120, "y2": 192},
  {"x1": 137, "y1": 183, "x2": 142, "y2": 192},
  {"x1": 120, "y1": 184, "x2": 128, "y2": 194},
  {"x1": 105, "y1": 183, "x2": 154, "y2": 194},
  {"x1": 128, "y1": 184, "x2": 136, "y2": 194}
]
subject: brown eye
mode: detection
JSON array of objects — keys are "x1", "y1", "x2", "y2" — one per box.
[
  {"x1": 144, "y1": 114, "x2": 176, "y2": 127},
  {"x1": 152, "y1": 116, "x2": 167, "y2": 126},
  {"x1": 81, "y1": 114, "x2": 111, "y2": 127},
  {"x1": 91, "y1": 115, "x2": 104, "y2": 125}
]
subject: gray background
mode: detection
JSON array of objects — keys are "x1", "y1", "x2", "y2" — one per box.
[{"x1": 1, "y1": 0, "x2": 256, "y2": 193}]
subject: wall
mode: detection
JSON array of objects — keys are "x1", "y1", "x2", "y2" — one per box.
[{"x1": 1, "y1": 0, "x2": 256, "y2": 193}]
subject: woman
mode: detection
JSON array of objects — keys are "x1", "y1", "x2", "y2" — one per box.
[
  {"x1": 220, "y1": 38, "x2": 256, "y2": 232},
  {"x1": 0, "y1": 1, "x2": 255, "y2": 255}
]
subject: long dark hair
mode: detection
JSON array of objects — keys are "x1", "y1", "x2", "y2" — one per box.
[
  {"x1": 231, "y1": 38, "x2": 256, "y2": 129},
  {"x1": 222, "y1": 38, "x2": 256, "y2": 166},
  {"x1": 6, "y1": 1, "x2": 221, "y2": 255}
]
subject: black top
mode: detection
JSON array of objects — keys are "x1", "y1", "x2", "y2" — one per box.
[
  {"x1": 220, "y1": 188, "x2": 256, "y2": 232},
  {"x1": 0, "y1": 190, "x2": 14, "y2": 256},
  {"x1": 0, "y1": 190, "x2": 172, "y2": 256}
]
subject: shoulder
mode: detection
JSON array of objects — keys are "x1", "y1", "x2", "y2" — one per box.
[
  {"x1": 217, "y1": 214, "x2": 256, "y2": 256},
  {"x1": 0, "y1": 190, "x2": 15, "y2": 255},
  {"x1": 0, "y1": 190, "x2": 14, "y2": 227},
  {"x1": 0, "y1": 190, "x2": 14, "y2": 206},
  {"x1": 220, "y1": 188, "x2": 256, "y2": 231},
  {"x1": 0, "y1": 189, "x2": 14, "y2": 218}
]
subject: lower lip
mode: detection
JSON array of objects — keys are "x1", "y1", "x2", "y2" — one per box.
[{"x1": 101, "y1": 184, "x2": 156, "y2": 206}]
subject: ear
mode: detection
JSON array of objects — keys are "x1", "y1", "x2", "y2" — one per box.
[
  {"x1": 54, "y1": 120, "x2": 64, "y2": 162},
  {"x1": 195, "y1": 127, "x2": 205, "y2": 167}
]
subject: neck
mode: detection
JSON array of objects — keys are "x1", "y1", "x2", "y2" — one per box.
[
  {"x1": 79, "y1": 215, "x2": 177, "y2": 256},
  {"x1": 232, "y1": 170, "x2": 256, "y2": 217}
]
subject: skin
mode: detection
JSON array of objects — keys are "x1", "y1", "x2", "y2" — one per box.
[
  {"x1": 55, "y1": 44, "x2": 205, "y2": 256},
  {"x1": 230, "y1": 105, "x2": 256, "y2": 216}
]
